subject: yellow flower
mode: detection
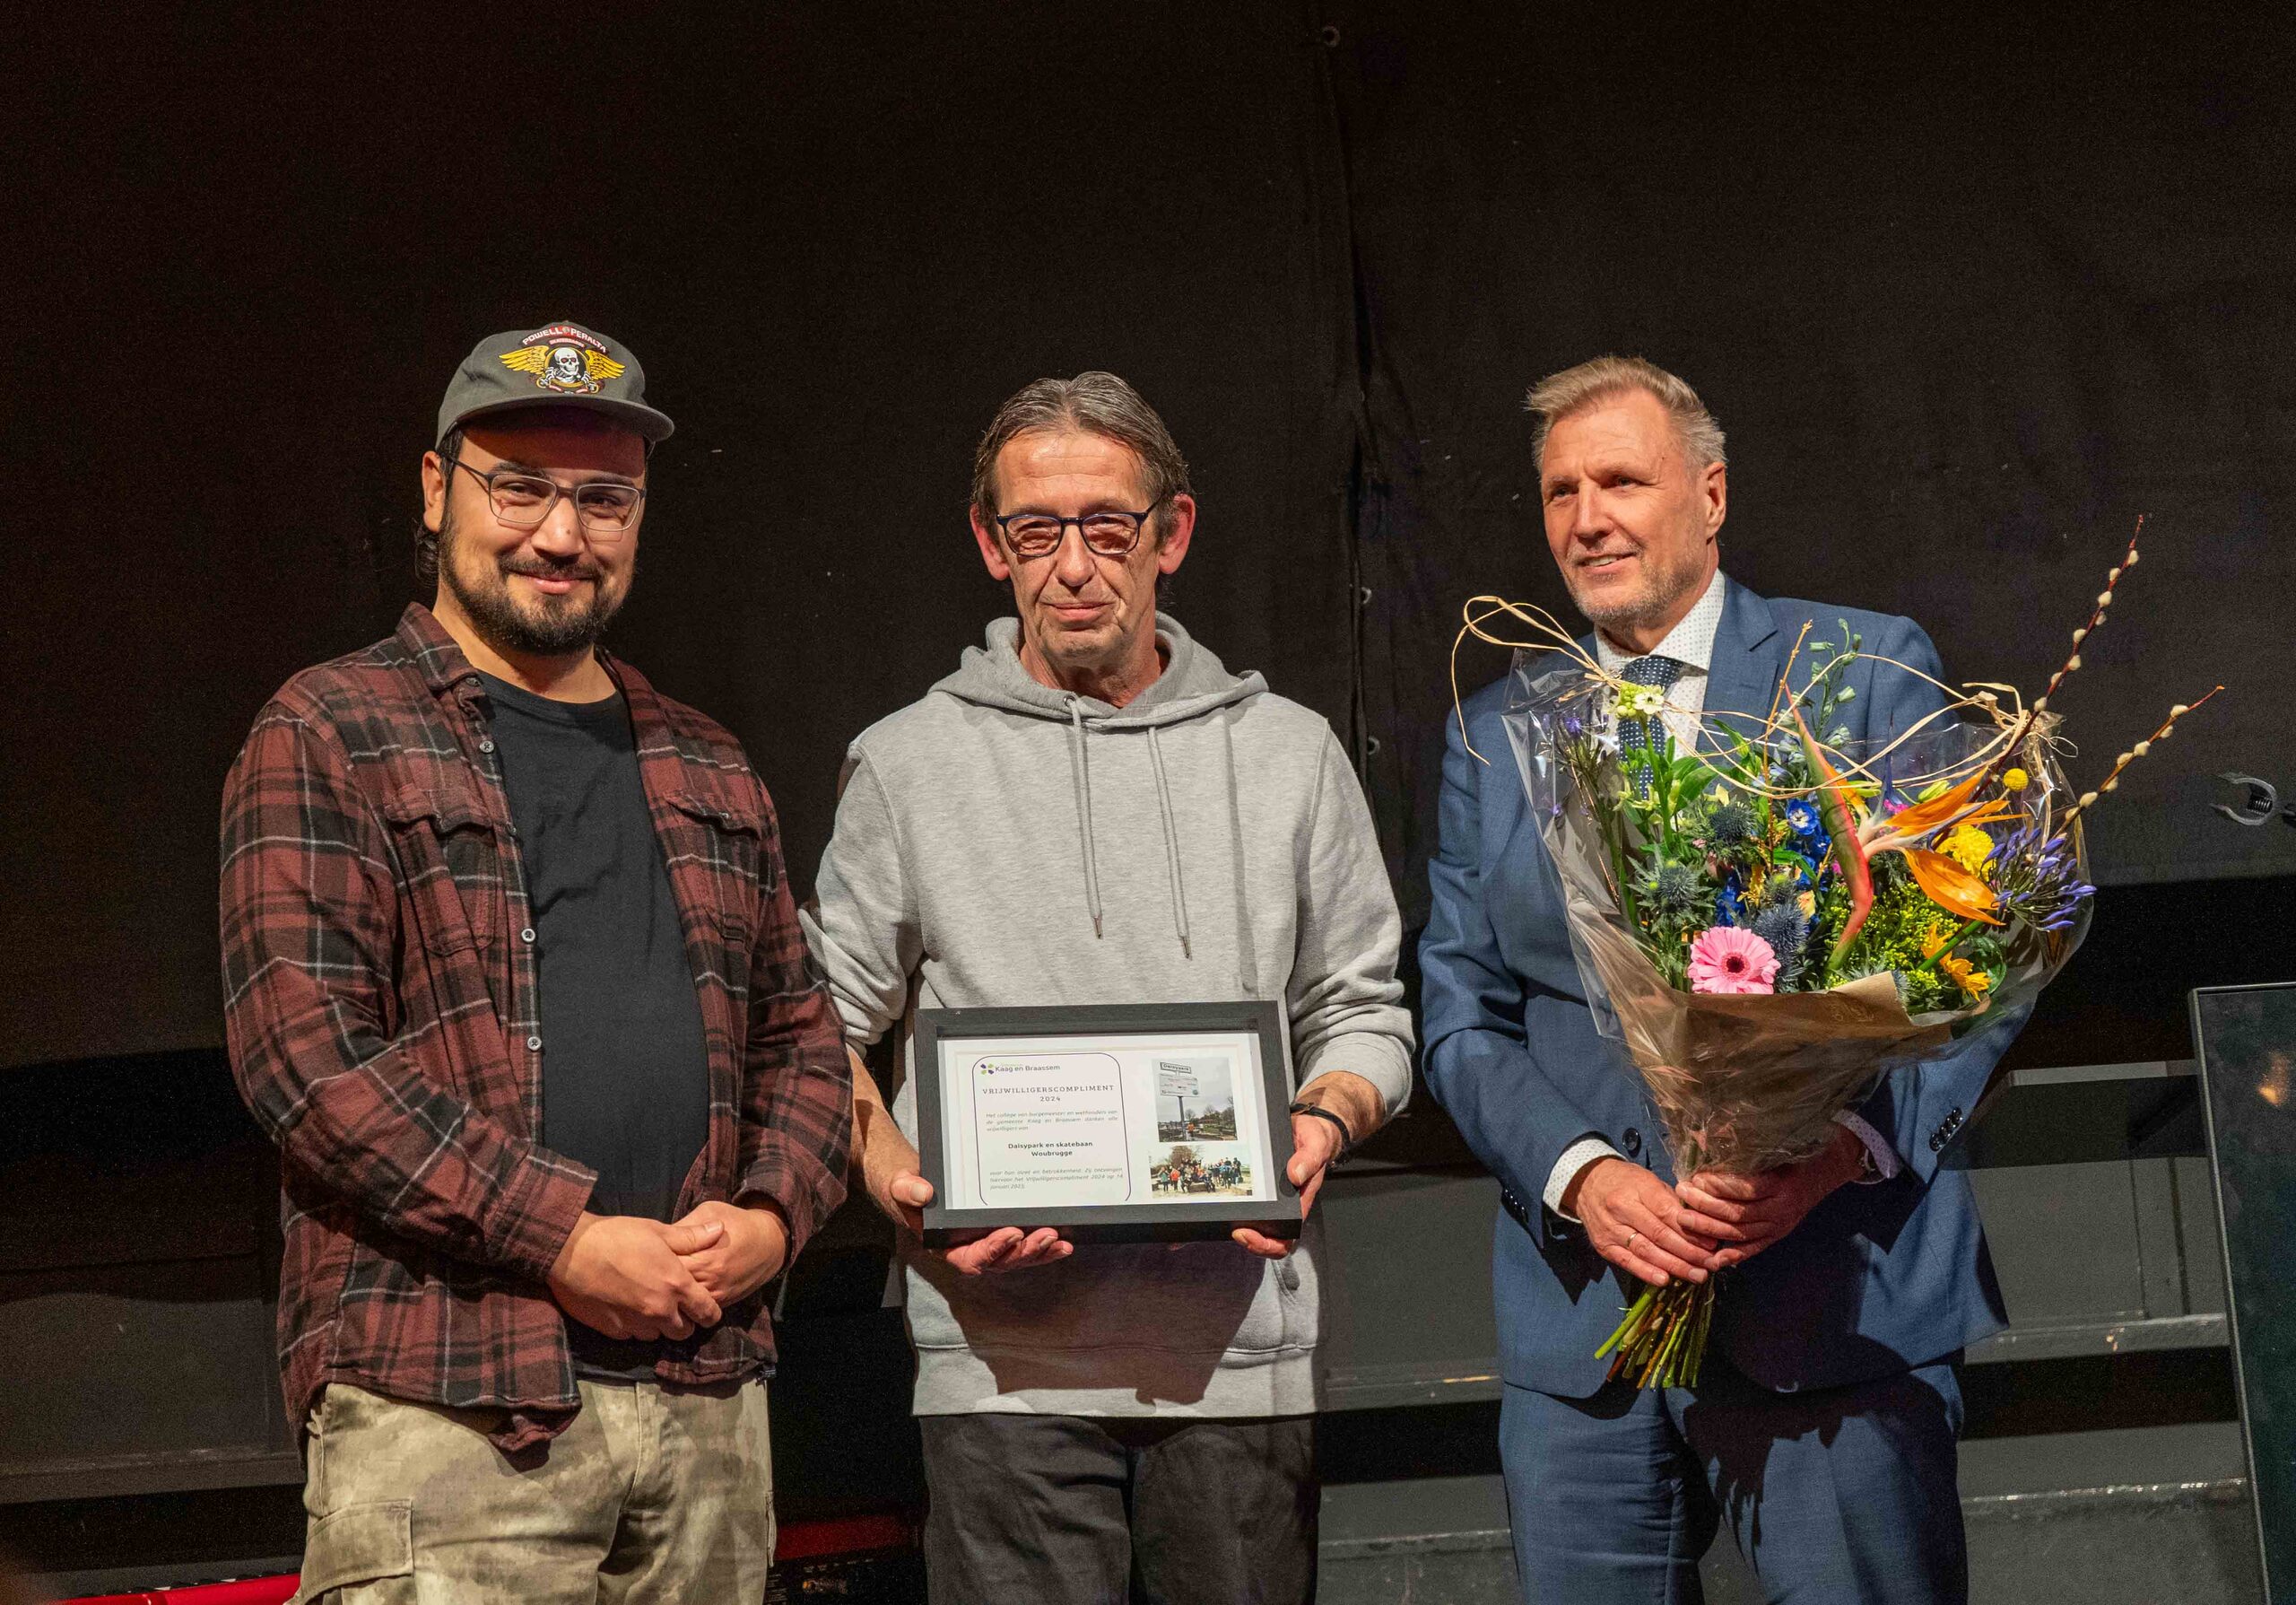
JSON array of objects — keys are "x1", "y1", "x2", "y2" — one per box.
[
  {"x1": 1940, "y1": 824, "x2": 1994, "y2": 874},
  {"x1": 1940, "y1": 955, "x2": 1992, "y2": 999},
  {"x1": 2002, "y1": 767, "x2": 2030, "y2": 792},
  {"x1": 1797, "y1": 891, "x2": 1816, "y2": 917},
  {"x1": 1919, "y1": 920, "x2": 1952, "y2": 961}
]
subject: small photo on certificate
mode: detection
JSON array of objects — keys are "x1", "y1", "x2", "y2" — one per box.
[
  {"x1": 1144, "y1": 1143, "x2": 1256, "y2": 1197},
  {"x1": 1153, "y1": 1055, "x2": 1239, "y2": 1143}
]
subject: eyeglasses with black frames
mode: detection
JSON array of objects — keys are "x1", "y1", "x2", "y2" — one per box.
[
  {"x1": 994, "y1": 502, "x2": 1163, "y2": 561},
  {"x1": 447, "y1": 455, "x2": 648, "y2": 538}
]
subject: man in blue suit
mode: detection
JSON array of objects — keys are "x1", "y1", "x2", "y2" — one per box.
[{"x1": 1422, "y1": 356, "x2": 2015, "y2": 1603}]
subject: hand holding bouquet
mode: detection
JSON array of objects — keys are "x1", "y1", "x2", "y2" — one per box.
[{"x1": 1455, "y1": 529, "x2": 2214, "y2": 1387}]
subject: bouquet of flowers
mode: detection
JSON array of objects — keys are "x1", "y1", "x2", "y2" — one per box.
[{"x1": 1455, "y1": 529, "x2": 2214, "y2": 1388}]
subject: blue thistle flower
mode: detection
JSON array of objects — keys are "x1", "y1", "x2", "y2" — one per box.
[
  {"x1": 1750, "y1": 901, "x2": 1811, "y2": 988},
  {"x1": 1761, "y1": 865, "x2": 1808, "y2": 908},
  {"x1": 1709, "y1": 801, "x2": 1758, "y2": 848},
  {"x1": 1646, "y1": 862, "x2": 1705, "y2": 913}
]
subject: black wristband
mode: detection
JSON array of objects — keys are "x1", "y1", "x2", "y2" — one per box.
[{"x1": 1288, "y1": 1101, "x2": 1353, "y2": 1156}]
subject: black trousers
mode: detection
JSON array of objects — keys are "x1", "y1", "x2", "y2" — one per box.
[{"x1": 918, "y1": 1412, "x2": 1318, "y2": 1605}]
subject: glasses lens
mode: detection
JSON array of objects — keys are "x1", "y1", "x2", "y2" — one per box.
[
  {"x1": 488, "y1": 475, "x2": 555, "y2": 525},
  {"x1": 576, "y1": 485, "x2": 641, "y2": 532},
  {"x1": 1004, "y1": 516, "x2": 1065, "y2": 557},
  {"x1": 1080, "y1": 513, "x2": 1142, "y2": 554}
]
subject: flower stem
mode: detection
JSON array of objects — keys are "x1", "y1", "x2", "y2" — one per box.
[{"x1": 1596, "y1": 1277, "x2": 1719, "y2": 1390}]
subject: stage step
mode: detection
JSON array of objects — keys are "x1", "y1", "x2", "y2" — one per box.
[{"x1": 1318, "y1": 1426, "x2": 2265, "y2": 1604}]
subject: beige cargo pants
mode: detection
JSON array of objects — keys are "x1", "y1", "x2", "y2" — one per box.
[{"x1": 291, "y1": 1381, "x2": 774, "y2": 1603}]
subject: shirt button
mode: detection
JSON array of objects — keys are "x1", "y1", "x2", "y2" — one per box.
[
  {"x1": 520, "y1": 928, "x2": 535, "y2": 944},
  {"x1": 1622, "y1": 1127, "x2": 1643, "y2": 1156},
  {"x1": 526, "y1": 1035, "x2": 543, "y2": 1051},
  {"x1": 479, "y1": 738, "x2": 496, "y2": 754}
]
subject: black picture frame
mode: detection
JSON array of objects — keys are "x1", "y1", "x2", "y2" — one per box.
[{"x1": 912, "y1": 1000, "x2": 1299, "y2": 1246}]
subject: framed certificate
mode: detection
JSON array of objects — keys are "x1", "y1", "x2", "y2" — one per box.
[{"x1": 911, "y1": 1000, "x2": 1299, "y2": 1245}]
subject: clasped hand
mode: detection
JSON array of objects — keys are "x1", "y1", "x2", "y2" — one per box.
[
  {"x1": 546, "y1": 1201, "x2": 788, "y2": 1340},
  {"x1": 1572, "y1": 1126, "x2": 1865, "y2": 1288}
]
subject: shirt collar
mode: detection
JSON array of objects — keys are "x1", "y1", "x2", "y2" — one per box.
[
  {"x1": 1594, "y1": 569, "x2": 1727, "y2": 675},
  {"x1": 395, "y1": 603, "x2": 481, "y2": 693}
]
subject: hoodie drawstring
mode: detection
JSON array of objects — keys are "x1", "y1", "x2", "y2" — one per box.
[
  {"x1": 1147, "y1": 725, "x2": 1191, "y2": 959},
  {"x1": 1065, "y1": 698, "x2": 1105, "y2": 938},
  {"x1": 1065, "y1": 696, "x2": 1192, "y2": 958},
  {"x1": 1219, "y1": 713, "x2": 1258, "y2": 998}
]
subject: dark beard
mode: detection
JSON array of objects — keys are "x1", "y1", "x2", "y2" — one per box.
[{"x1": 437, "y1": 505, "x2": 630, "y2": 657}]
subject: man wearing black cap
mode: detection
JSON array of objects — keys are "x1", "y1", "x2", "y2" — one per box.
[{"x1": 220, "y1": 323, "x2": 851, "y2": 1601}]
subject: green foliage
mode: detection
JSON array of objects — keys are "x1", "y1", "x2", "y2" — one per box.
[{"x1": 1796, "y1": 622, "x2": 1866, "y2": 738}]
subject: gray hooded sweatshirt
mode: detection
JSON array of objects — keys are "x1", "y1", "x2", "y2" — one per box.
[{"x1": 802, "y1": 615, "x2": 1413, "y2": 1418}]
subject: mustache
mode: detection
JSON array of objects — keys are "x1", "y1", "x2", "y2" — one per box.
[{"x1": 500, "y1": 558, "x2": 604, "y2": 583}]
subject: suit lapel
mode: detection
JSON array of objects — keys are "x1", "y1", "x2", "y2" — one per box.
[{"x1": 1697, "y1": 578, "x2": 1784, "y2": 755}]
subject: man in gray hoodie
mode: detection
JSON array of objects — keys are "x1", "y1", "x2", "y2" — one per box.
[{"x1": 801, "y1": 372, "x2": 1414, "y2": 1604}]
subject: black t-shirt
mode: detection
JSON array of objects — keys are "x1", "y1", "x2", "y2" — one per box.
[{"x1": 480, "y1": 673, "x2": 711, "y2": 1380}]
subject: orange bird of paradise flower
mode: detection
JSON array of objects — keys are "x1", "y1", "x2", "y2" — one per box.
[{"x1": 1790, "y1": 709, "x2": 2019, "y2": 962}]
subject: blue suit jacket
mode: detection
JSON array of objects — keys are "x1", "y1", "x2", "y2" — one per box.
[{"x1": 1421, "y1": 577, "x2": 2013, "y2": 1397}]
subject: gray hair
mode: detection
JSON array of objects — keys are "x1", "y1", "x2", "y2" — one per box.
[
  {"x1": 1526, "y1": 354, "x2": 1727, "y2": 470},
  {"x1": 970, "y1": 371, "x2": 1193, "y2": 538}
]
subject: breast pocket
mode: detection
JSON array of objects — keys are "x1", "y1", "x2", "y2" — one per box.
[
  {"x1": 664, "y1": 780, "x2": 770, "y2": 955},
  {"x1": 379, "y1": 777, "x2": 501, "y2": 957}
]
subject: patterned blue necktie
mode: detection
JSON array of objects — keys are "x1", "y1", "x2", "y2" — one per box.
[{"x1": 1619, "y1": 653, "x2": 1682, "y2": 793}]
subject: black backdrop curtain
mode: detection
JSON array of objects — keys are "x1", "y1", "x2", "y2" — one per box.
[
  {"x1": 3, "y1": 4, "x2": 2290, "y2": 1069},
  {"x1": 1327, "y1": 2, "x2": 2296, "y2": 923}
]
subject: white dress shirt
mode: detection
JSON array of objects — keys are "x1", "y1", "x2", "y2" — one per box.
[
  {"x1": 1544, "y1": 571, "x2": 1896, "y2": 1220},
  {"x1": 1591, "y1": 564, "x2": 1729, "y2": 751}
]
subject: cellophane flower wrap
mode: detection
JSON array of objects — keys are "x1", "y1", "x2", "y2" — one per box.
[
  {"x1": 1500, "y1": 651, "x2": 2087, "y2": 1169},
  {"x1": 1473, "y1": 590, "x2": 2155, "y2": 1389}
]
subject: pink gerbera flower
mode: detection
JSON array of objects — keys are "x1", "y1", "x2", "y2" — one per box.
[{"x1": 1686, "y1": 926, "x2": 1779, "y2": 995}]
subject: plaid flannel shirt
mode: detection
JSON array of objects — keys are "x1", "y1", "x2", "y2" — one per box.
[{"x1": 220, "y1": 605, "x2": 849, "y2": 1452}]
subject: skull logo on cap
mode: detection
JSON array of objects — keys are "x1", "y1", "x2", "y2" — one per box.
[{"x1": 498, "y1": 325, "x2": 626, "y2": 396}]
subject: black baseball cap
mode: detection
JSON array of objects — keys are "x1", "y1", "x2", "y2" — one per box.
[{"x1": 436, "y1": 321, "x2": 675, "y2": 445}]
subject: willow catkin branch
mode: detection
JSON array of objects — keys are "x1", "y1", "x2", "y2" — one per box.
[
  {"x1": 1944, "y1": 524, "x2": 2142, "y2": 805},
  {"x1": 1945, "y1": 525, "x2": 2144, "y2": 800},
  {"x1": 2034, "y1": 519, "x2": 2143, "y2": 716},
  {"x1": 2058, "y1": 686, "x2": 2224, "y2": 831}
]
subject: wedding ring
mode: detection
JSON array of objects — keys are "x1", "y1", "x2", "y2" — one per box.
[{"x1": 1626, "y1": 1229, "x2": 1643, "y2": 1248}]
